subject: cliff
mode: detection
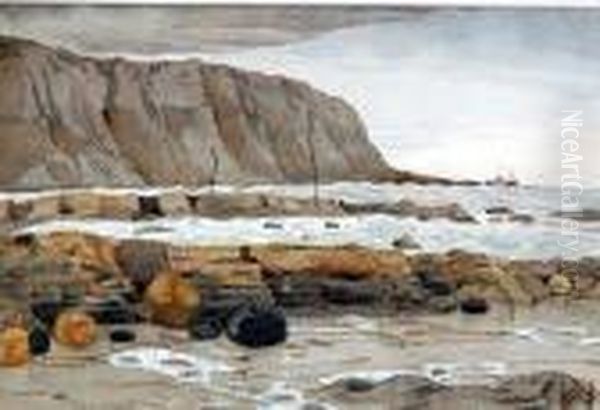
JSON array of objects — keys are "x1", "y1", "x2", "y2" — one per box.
[{"x1": 0, "y1": 36, "x2": 392, "y2": 189}]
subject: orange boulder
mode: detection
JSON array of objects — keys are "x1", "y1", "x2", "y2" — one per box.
[
  {"x1": 0, "y1": 326, "x2": 30, "y2": 367},
  {"x1": 54, "y1": 310, "x2": 97, "y2": 348},
  {"x1": 144, "y1": 272, "x2": 201, "y2": 328}
]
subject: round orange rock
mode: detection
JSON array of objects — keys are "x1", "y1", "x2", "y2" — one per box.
[
  {"x1": 0, "y1": 326, "x2": 30, "y2": 367},
  {"x1": 144, "y1": 272, "x2": 200, "y2": 328},
  {"x1": 54, "y1": 311, "x2": 97, "y2": 348}
]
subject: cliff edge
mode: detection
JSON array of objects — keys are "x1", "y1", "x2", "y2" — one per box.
[{"x1": 0, "y1": 36, "x2": 393, "y2": 188}]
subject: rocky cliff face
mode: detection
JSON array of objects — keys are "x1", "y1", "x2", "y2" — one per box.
[{"x1": 0, "y1": 36, "x2": 392, "y2": 189}]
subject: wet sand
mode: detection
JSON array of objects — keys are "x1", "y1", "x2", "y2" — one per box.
[{"x1": 2, "y1": 300, "x2": 600, "y2": 409}]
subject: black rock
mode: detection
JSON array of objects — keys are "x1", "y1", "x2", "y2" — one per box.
[
  {"x1": 459, "y1": 297, "x2": 489, "y2": 315},
  {"x1": 31, "y1": 298, "x2": 65, "y2": 327},
  {"x1": 87, "y1": 297, "x2": 138, "y2": 325},
  {"x1": 391, "y1": 234, "x2": 421, "y2": 250},
  {"x1": 416, "y1": 270, "x2": 454, "y2": 296},
  {"x1": 226, "y1": 304, "x2": 287, "y2": 348},
  {"x1": 324, "y1": 221, "x2": 341, "y2": 229},
  {"x1": 189, "y1": 316, "x2": 223, "y2": 341},
  {"x1": 321, "y1": 279, "x2": 381, "y2": 305},
  {"x1": 29, "y1": 325, "x2": 51, "y2": 356},
  {"x1": 485, "y1": 206, "x2": 513, "y2": 215},
  {"x1": 109, "y1": 328, "x2": 137, "y2": 343},
  {"x1": 263, "y1": 221, "x2": 284, "y2": 230},
  {"x1": 342, "y1": 377, "x2": 378, "y2": 393},
  {"x1": 188, "y1": 306, "x2": 224, "y2": 341},
  {"x1": 137, "y1": 195, "x2": 164, "y2": 218},
  {"x1": 11, "y1": 233, "x2": 36, "y2": 247},
  {"x1": 7, "y1": 200, "x2": 32, "y2": 222}
]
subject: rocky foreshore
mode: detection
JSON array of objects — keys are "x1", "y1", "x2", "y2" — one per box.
[
  {"x1": 0, "y1": 230, "x2": 597, "y2": 322},
  {"x1": 0, "y1": 227, "x2": 599, "y2": 407},
  {"x1": 0, "y1": 188, "x2": 479, "y2": 226}
]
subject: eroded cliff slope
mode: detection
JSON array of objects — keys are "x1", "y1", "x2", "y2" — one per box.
[{"x1": 0, "y1": 36, "x2": 392, "y2": 188}]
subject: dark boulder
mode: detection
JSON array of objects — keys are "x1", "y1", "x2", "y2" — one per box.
[
  {"x1": 28, "y1": 324, "x2": 51, "y2": 356},
  {"x1": 30, "y1": 297, "x2": 66, "y2": 327},
  {"x1": 226, "y1": 304, "x2": 287, "y2": 348},
  {"x1": 186, "y1": 283, "x2": 274, "y2": 342},
  {"x1": 137, "y1": 195, "x2": 164, "y2": 218}
]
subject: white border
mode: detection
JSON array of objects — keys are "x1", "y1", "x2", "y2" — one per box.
[{"x1": 0, "y1": 0, "x2": 600, "y2": 7}]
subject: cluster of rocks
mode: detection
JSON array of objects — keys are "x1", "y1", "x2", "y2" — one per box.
[
  {"x1": 343, "y1": 199, "x2": 477, "y2": 223},
  {"x1": 0, "y1": 189, "x2": 478, "y2": 227},
  {"x1": 0, "y1": 230, "x2": 598, "y2": 366}
]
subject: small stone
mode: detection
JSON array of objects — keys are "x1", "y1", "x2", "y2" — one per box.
[
  {"x1": 485, "y1": 206, "x2": 513, "y2": 215},
  {"x1": 188, "y1": 309, "x2": 223, "y2": 341},
  {"x1": 429, "y1": 295, "x2": 457, "y2": 313},
  {"x1": 324, "y1": 221, "x2": 340, "y2": 229},
  {"x1": 109, "y1": 328, "x2": 136, "y2": 343},
  {"x1": 342, "y1": 377, "x2": 377, "y2": 393},
  {"x1": 189, "y1": 318, "x2": 223, "y2": 341},
  {"x1": 549, "y1": 274, "x2": 573, "y2": 296},
  {"x1": 263, "y1": 221, "x2": 284, "y2": 230},
  {"x1": 509, "y1": 213, "x2": 535, "y2": 224},
  {"x1": 459, "y1": 297, "x2": 489, "y2": 315},
  {"x1": 137, "y1": 195, "x2": 164, "y2": 218},
  {"x1": 392, "y1": 233, "x2": 421, "y2": 250}
]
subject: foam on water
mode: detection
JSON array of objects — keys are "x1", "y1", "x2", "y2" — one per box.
[
  {"x1": 11, "y1": 182, "x2": 600, "y2": 259},
  {"x1": 108, "y1": 347, "x2": 231, "y2": 384}
]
